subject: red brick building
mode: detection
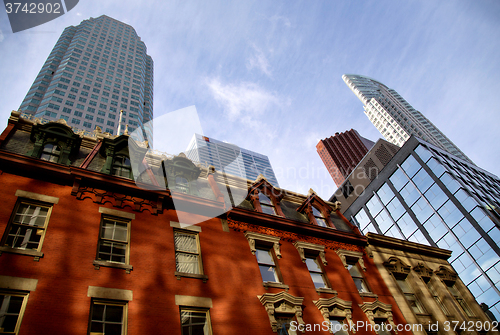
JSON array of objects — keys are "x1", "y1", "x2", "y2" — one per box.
[
  {"x1": 0, "y1": 111, "x2": 488, "y2": 335},
  {"x1": 317, "y1": 130, "x2": 374, "y2": 188}
]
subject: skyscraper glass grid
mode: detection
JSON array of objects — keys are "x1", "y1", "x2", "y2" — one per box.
[
  {"x1": 343, "y1": 74, "x2": 471, "y2": 164},
  {"x1": 18, "y1": 15, "x2": 153, "y2": 142},
  {"x1": 344, "y1": 136, "x2": 500, "y2": 319},
  {"x1": 185, "y1": 134, "x2": 280, "y2": 187}
]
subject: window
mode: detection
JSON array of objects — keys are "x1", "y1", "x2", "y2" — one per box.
[
  {"x1": 88, "y1": 300, "x2": 127, "y2": 335},
  {"x1": 259, "y1": 193, "x2": 276, "y2": 215},
  {"x1": 312, "y1": 206, "x2": 328, "y2": 227},
  {"x1": 175, "y1": 176, "x2": 189, "y2": 194},
  {"x1": 396, "y1": 279, "x2": 426, "y2": 314},
  {"x1": 348, "y1": 262, "x2": 369, "y2": 293},
  {"x1": 276, "y1": 316, "x2": 298, "y2": 335},
  {"x1": 179, "y1": 308, "x2": 212, "y2": 335},
  {"x1": 1, "y1": 195, "x2": 54, "y2": 259},
  {"x1": 0, "y1": 291, "x2": 29, "y2": 334},
  {"x1": 94, "y1": 212, "x2": 131, "y2": 272},
  {"x1": 448, "y1": 284, "x2": 475, "y2": 317},
  {"x1": 255, "y1": 247, "x2": 281, "y2": 283},
  {"x1": 111, "y1": 155, "x2": 132, "y2": 179},
  {"x1": 40, "y1": 143, "x2": 61, "y2": 162},
  {"x1": 174, "y1": 231, "x2": 203, "y2": 276},
  {"x1": 305, "y1": 256, "x2": 329, "y2": 289},
  {"x1": 329, "y1": 319, "x2": 349, "y2": 335}
]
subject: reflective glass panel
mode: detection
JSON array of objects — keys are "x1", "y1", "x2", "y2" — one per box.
[
  {"x1": 415, "y1": 145, "x2": 432, "y2": 163},
  {"x1": 376, "y1": 183, "x2": 394, "y2": 205},
  {"x1": 366, "y1": 196, "x2": 383, "y2": 216},
  {"x1": 412, "y1": 169, "x2": 433, "y2": 193},
  {"x1": 390, "y1": 169, "x2": 408, "y2": 191},
  {"x1": 401, "y1": 155, "x2": 421, "y2": 178}
]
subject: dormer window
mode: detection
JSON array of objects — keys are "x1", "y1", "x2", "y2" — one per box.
[
  {"x1": 312, "y1": 206, "x2": 327, "y2": 227},
  {"x1": 259, "y1": 193, "x2": 276, "y2": 215},
  {"x1": 112, "y1": 155, "x2": 132, "y2": 178},
  {"x1": 175, "y1": 176, "x2": 189, "y2": 194},
  {"x1": 40, "y1": 143, "x2": 61, "y2": 162}
]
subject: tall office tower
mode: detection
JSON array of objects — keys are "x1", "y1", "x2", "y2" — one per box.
[
  {"x1": 185, "y1": 134, "x2": 280, "y2": 187},
  {"x1": 339, "y1": 135, "x2": 500, "y2": 319},
  {"x1": 342, "y1": 74, "x2": 471, "y2": 164},
  {"x1": 317, "y1": 129, "x2": 375, "y2": 187},
  {"x1": 19, "y1": 15, "x2": 154, "y2": 142}
]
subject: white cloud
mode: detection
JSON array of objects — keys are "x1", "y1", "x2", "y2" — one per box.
[
  {"x1": 206, "y1": 78, "x2": 285, "y2": 120},
  {"x1": 247, "y1": 43, "x2": 272, "y2": 77},
  {"x1": 269, "y1": 14, "x2": 291, "y2": 28}
]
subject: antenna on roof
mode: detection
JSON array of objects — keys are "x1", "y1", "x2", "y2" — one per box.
[{"x1": 117, "y1": 110, "x2": 124, "y2": 136}]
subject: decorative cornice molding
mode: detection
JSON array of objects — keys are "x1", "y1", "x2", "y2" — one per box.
[{"x1": 228, "y1": 219, "x2": 363, "y2": 253}]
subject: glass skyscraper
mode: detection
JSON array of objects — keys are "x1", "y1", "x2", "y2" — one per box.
[
  {"x1": 343, "y1": 74, "x2": 471, "y2": 164},
  {"x1": 185, "y1": 134, "x2": 280, "y2": 187},
  {"x1": 19, "y1": 15, "x2": 153, "y2": 141},
  {"x1": 343, "y1": 135, "x2": 500, "y2": 319}
]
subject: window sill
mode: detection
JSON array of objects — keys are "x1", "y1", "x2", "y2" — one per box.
[
  {"x1": 174, "y1": 271, "x2": 208, "y2": 283},
  {"x1": 93, "y1": 260, "x2": 133, "y2": 274},
  {"x1": 316, "y1": 288, "x2": 338, "y2": 295},
  {"x1": 359, "y1": 292, "x2": 378, "y2": 298},
  {"x1": 0, "y1": 246, "x2": 44, "y2": 261},
  {"x1": 263, "y1": 282, "x2": 289, "y2": 290}
]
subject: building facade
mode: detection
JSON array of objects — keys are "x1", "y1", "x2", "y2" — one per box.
[
  {"x1": 0, "y1": 111, "x2": 426, "y2": 335},
  {"x1": 185, "y1": 133, "x2": 280, "y2": 187},
  {"x1": 368, "y1": 233, "x2": 495, "y2": 335},
  {"x1": 18, "y1": 15, "x2": 153, "y2": 142},
  {"x1": 317, "y1": 129, "x2": 375, "y2": 187},
  {"x1": 342, "y1": 74, "x2": 471, "y2": 163},
  {"x1": 341, "y1": 135, "x2": 500, "y2": 320}
]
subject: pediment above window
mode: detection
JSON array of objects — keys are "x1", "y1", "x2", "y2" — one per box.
[
  {"x1": 359, "y1": 299, "x2": 398, "y2": 333},
  {"x1": 258, "y1": 292, "x2": 305, "y2": 332},
  {"x1": 413, "y1": 263, "x2": 433, "y2": 282},
  {"x1": 435, "y1": 266, "x2": 457, "y2": 286},
  {"x1": 246, "y1": 175, "x2": 285, "y2": 216},
  {"x1": 162, "y1": 153, "x2": 202, "y2": 195},
  {"x1": 313, "y1": 296, "x2": 354, "y2": 328},
  {"x1": 383, "y1": 257, "x2": 411, "y2": 279}
]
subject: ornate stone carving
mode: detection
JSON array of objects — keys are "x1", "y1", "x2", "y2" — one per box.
[
  {"x1": 359, "y1": 299, "x2": 398, "y2": 334},
  {"x1": 383, "y1": 257, "x2": 411, "y2": 279},
  {"x1": 293, "y1": 241, "x2": 327, "y2": 266},
  {"x1": 313, "y1": 296, "x2": 355, "y2": 333},
  {"x1": 258, "y1": 292, "x2": 305, "y2": 332},
  {"x1": 244, "y1": 231, "x2": 281, "y2": 259},
  {"x1": 336, "y1": 249, "x2": 366, "y2": 271},
  {"x1": 435, "y1": 266, "x2": 457, "y2": 286},
  {"x1": 413, "y1": 263, "x2": 434, "y2": 282},
  {"x1": 228, "y1": 219, "x2": 363, "y2": 253}
]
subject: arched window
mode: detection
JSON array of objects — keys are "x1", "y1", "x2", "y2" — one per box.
[
  {"x1": 40, "y1": 143, "x2": 61, "y2": 163},
  {"x1": 259, "y1": 192, "x2": 276, "y2": 215},
  {"x1": 312, "y1": 206, "x2": 328, "y2": 227},
  {"x1": 112, "y1": 155, "x2": 132, "y2": 179},
  {"x1": 176, "y1": 176, "x2": 189, "y2": 194}
]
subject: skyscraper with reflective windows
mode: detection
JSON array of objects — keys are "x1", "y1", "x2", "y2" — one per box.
[
  {"x1": 185, "y1": 134, "x2": 280, "y2": 187},
  {"x1": 19, "y1": 15, "x2": 153, "y2": 142},
  {"x1": 342, "y1": 74, "x2": 471, "y2": 164},
  {"x1": 341, "y1": 135, "x2": 500, "y2": 319}
]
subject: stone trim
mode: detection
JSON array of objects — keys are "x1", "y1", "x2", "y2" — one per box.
[
  {"x1": 99, "y1": 207, "x2": 136, "y2": 220},
  {"x1": 0, "y1": 246, "x2": 44, "y2": 261},
  {"x1": 87, "y1": 286, "x2": 133, "y2": 301},
  {"x1": 258, "y1": 292, "x2": 305, "y2": 332},
  {"x1": 293, "y1": 241, "x2": 327, "y2": 266},
  {"x1": 15, "y1": 190, "x2": 59, "y2": 204},
  {"x1": 336, "y1": 249, "x2": 366, "y2": 271},
  {"x1": 316, "y1": 288, "x2": 337, "y2": 295},
  {"x1": 313, "y1": 296, "x2": 354, "y2": 331},
  {"x1": 0, "y1": 275, "x2": 38, "y2": 292},
  {"x1": 245, "y1": 231, "x2": 281, "y2": 259},
  {"x1": 174, "y1": 271, "x2": 208, "y2": 283},
  {"x1": 359, "y1": 299, "x2": 398, "y2": 334},
  {"x1": 220, "y1": 218, "x2": 229, "y2": 232},
  {"x1": 170, "y1": 221, "x2": 202, "y2": 232},
  {"x1": 175, "y1": 295, "x2": 213, "y2": 308},
  {"x1": 93, "y1": 260, "x2": 133, "y2": 273},
  {"x1": 263, "y1": 282, "x2": 289, "y2": 290}
]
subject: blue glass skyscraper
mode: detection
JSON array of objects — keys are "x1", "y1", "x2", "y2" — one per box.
[{"x1": 19, "y1": 15, "x2": 153, "y2": 141}]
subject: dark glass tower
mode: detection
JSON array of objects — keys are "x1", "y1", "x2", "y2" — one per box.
[{"x1": 19, "y1": 15, "x2": 153, "y2": 142}]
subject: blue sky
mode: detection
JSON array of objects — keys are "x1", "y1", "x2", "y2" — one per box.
[{"x1": 0, "y1": 0, "x2": 499, "y2": 199}]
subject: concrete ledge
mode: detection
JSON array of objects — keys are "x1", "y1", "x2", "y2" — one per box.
[
  {"x1": 175, "y1": 295, "x2": 212, "y2": 308},
  {"x1": 15, "y1": 190, "x2": 59, "y2": 204},
  {"x1": 170, "y1": 221, "x2": 202, "y2": 232},
  {"x1": 0, "y1": 275, "x2": 38, "y2": 291},
  {"x1": 88, "y1": 286, "x2": 133, "y2": 301},
  {"x1": 99, "y1": 207, "x2": 135, "y2": 220}
]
